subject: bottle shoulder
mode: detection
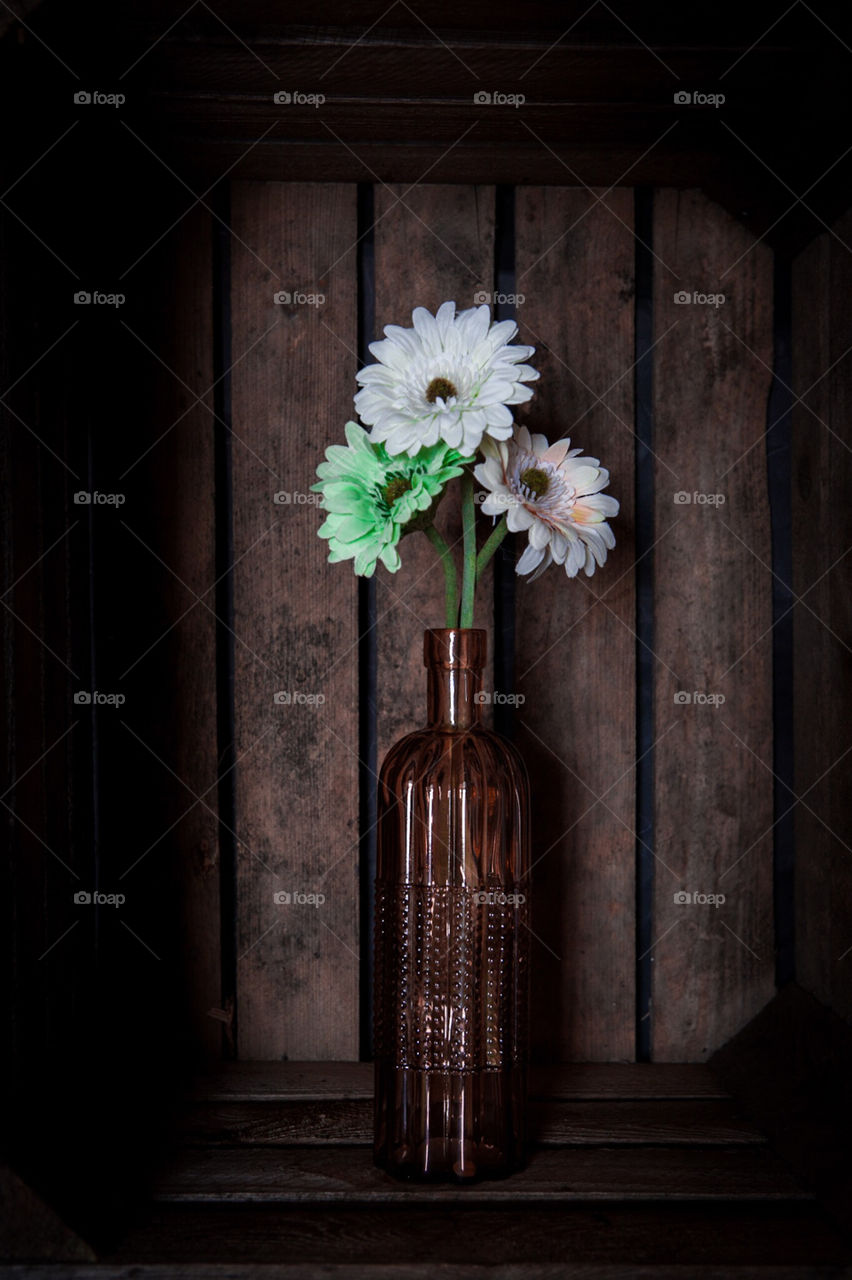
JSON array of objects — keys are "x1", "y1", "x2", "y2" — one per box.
[{"x1": 379, "y1": 724, "x2": 529, "y2": 793}]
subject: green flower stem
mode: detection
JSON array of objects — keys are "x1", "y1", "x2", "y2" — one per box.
[
  {"x1": 475, "y1": 515, "x2": 509, "y2": 581},
  {"x1": 424, "y1": 524, "x2": 458, "y2": 628},
  {"x1": 460, "y1": 469, "x2": 477, "y2": 629}
]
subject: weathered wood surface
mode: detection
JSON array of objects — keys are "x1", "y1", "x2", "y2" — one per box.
[
  {"x1": 513, "y1": 187, "x2": 636, "y2": 1062},
  {"x1": 651, "y1": 189, "x2": 775, "y2": 1060},
  {"x1": 155, "y1": 1144, "x2": 807, "y2": 1203},
  {"x1": 181, "y1": 1097, "x2": 763, "y2": 1146},
  {"x1": 372, "y1": 184, "x2": 495, "y2": 760},
  {"x1": 792, "y1": 209, "x2": 852, "y2": 1024},
  {"x1": 190, "y1": 1061, "x2": 728, "y2": 1101},
  {"x1": 230, "y1": 182, "x2": 359, "y2": 1058}
]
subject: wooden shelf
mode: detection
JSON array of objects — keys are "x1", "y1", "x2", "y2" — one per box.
[
  {"x1": 156, "y1": 1062, "x2": 799, "y2": 1205},
  {"x1": 75, "y1": 1061, "x2": 846, "y2": 1275}
]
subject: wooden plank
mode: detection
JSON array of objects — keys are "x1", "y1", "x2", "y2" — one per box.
[
  {"x1": 192, "y1": 1061, "x2": 374, "y2": 1100},
  {"x1": 533, "y1": 1063, "x2": 727, "y2": 1099},
  {"x1": 712, "y1": 983, "x2": 852, "y2": 1233},
  {"x1": 107, "y1": 1205, "x2": 852, "y2": 1270},
  {"x1": 125, "y1": 0, "x2": 813, "y2": 41},
  {"x1": 652, "y1": 189, "x2": 775, "y2": 1059},
  {"x1": 165, "y1": 209, "x2": 221, "y2": 1058},
  {"x1": 191, "y1": 1061, "x2": 727, "y2": 1101},
  {"x1": 0, "y1": 1166, "x2": 95, "y2": 1263},
  {"x1": 372, "y1": 184, "x2": 495, "y2": 759},
  {"x1": 29, "y1": 1269, "x2": 852, "y2": 1280},
  {"x1": 182, "y1": 1097, "x2": 764, "y2": 1146},
  {"x1": 0, "y1": 207, "x2": 74, "y2": 1079},
  {"x1": 134, "y1": 206, "x2": 221, "y2": 1060},
  {"x1": 230, "y1": 182, "x2": 359, "y2": 1059},
  {"x1": 19, "y1": 1264, "x2": 852, "y2": 1280},
  {"x1": 154, "y1": 1144, "x2": 808, "y2": 1203},
  {"x1": 0, "y1": 208, "x2": 53, "y2": 1075},
  {"x1": 142, "y1": 39, "x2": 802, "y2": 101},
  {"x1": 792, "y1": 208, "x2": 852, "y2": 1024},
  {"x1": 513, "y1": 187, "x2": 636, "y2": 1062}
]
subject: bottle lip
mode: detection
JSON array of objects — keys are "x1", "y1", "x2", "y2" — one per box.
[{"x1": 424, "y1": 628, "x2": 487, "y2": 670}]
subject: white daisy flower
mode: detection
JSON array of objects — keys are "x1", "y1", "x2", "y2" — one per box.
[
  {"x1": 354, "y1": 300, "x2": 539, "y2": 457},
  {"x1": 474, "y1": 425, "x2": 619, "y2": 579}
]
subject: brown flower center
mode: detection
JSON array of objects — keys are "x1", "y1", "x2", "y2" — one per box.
[
  {"x1": 425, "y1": 376, "x2": 458, "y2": 404},
  {"x1": 383, "y1": 475, "x2": 413, "y2": 506},
  {"x1": 519, "y1": 466, "x2": 550, "y2": 499}
]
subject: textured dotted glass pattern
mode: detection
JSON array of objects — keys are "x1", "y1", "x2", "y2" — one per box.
[{"x1": 374, "y1": 883, "x2": 529, "y2": 1071}]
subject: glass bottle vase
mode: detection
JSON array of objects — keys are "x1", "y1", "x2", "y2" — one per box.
[{"x1": 373, "y1": 628, "x2": 531, "y2": 1181}]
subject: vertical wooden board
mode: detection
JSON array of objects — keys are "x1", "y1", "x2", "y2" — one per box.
[
  {"x1": 793, "y1": 210, "x2": 852, "y2": 1022},
  {"x1": 514, "y1": 188, "x2": 636, "y2": 1062},
  {"x1": 135, "y1": 206, "x2": 221, "y2": 1061},
  {"x1": 0, "y1": 197, "x2": 87, "y2": 1075},
  {"x1": 652, "y1": 190, "x2": 774, "y2": 1060},
  {"x1": 0, "y1": 207, "x2": 61, "y2": 1068},
  {"x1": 231, "y1": 182, "x2": 359, "y2": 1059},
  {"x1": 372, "y1": 185, "x2": 494, "y2": 761}
]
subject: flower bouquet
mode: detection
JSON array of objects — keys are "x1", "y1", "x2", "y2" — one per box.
[{"x1": 313, "y1": 300, "x2": 619, "y2": 621}]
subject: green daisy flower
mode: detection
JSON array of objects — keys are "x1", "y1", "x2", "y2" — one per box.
[{"x1": 312, "y1": 421, "x2": 471, "y2": 577}]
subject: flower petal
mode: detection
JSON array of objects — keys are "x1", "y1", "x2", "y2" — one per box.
[{"x1": 516, "y1": 542, "x2": 546, "y2": 575}]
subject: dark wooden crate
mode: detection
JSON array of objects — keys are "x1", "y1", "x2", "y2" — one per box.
[{"x1": 2, "y1": 3, "x2": 852, "y2": 1274}]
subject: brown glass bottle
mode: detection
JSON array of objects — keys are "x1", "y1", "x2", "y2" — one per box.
[{"x1": 373, "y1": 628, "x2": 531, "y2": 1181}]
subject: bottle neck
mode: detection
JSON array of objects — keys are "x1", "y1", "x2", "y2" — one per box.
[{"x1": 423, "y1": 629, "x2": 487, "y2": 731}]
